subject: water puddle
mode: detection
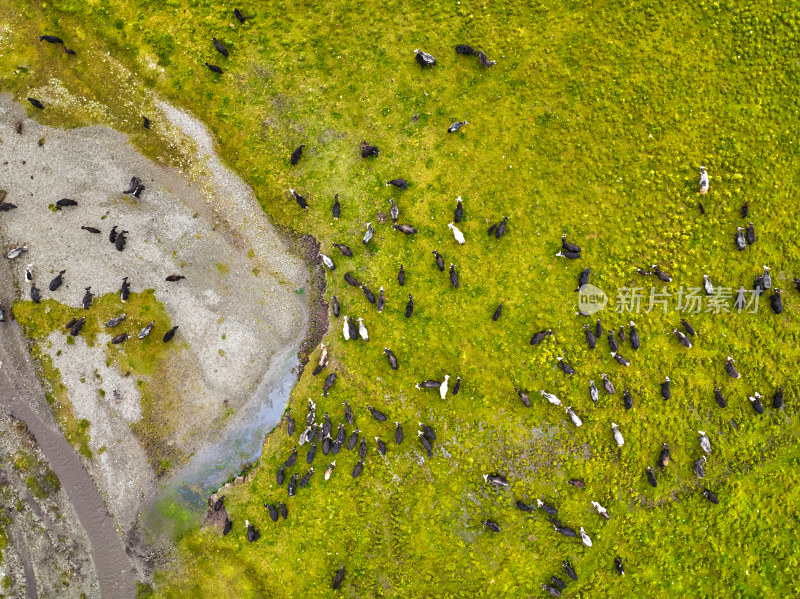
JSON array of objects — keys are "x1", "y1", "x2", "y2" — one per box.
[{"x1": 145, "y1": 344, "x2": 299, "y2": 534}]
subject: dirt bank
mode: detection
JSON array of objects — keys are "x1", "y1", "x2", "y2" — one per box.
[{"x1": 292, "y1": 234, "x2": 330, "y2": 373}]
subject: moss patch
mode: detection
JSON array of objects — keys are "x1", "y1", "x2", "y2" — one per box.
[
  {"x1": 26, "y1": 467, "x2": 61, "y2": 500},
  {"x1": 0, "y1": 515, "x2": 8, "y2": 566},
  {"x1": 12, "y1": 450, "x2": 35, "y2": 473}
]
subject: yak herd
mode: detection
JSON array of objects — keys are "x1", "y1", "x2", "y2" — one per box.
[{"x1": 2, "y1": 10, "x2": 790, "y2": 596}]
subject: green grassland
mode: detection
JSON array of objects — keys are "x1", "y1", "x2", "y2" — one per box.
[{"x1": 2, "y1": 0, "x2": 800, "y2": 597}]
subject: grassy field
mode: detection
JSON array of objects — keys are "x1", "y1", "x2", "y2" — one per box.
[{"x1": 2, "y1": 0, "x2": 800, "y2": 597}]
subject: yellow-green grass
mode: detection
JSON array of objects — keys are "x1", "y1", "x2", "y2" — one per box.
[{"x1": 2, "y1": 0, "x2": 800, "y2": 597}]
